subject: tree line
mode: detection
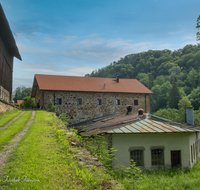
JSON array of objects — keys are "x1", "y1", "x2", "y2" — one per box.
[{"x1": 86, "y1": 44, "x2": 200, "y2": 125}]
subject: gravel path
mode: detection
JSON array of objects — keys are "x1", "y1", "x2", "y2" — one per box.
[
  {"x1": 0, "y1": 111, "x2": 25, "y2": 133},
  {"x1": 0, "y1": 111, "x2": 35, "y2": 175}
]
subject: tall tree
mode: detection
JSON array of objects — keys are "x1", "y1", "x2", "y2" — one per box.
[
  {"x1": 196, "y1": 15, "x2": 200, "y2": 41},
  {"x1": 13, "y1": 86, "x2": 32, "y2": 103},
  {"x1": 168, "y1": 83, "x2": 181, "y2": 109}
]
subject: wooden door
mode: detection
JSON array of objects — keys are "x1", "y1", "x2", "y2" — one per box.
[{"x1": 171, "y1": 150, "x2": 181, "y2": 168}]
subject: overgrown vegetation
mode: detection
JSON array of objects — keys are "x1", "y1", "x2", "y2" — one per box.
[
  {"x1": 19, "y1": 96, "x2": 35, "y2": 108},
  {"x1": 134, "y1": 162, "x2": 200, "y2": 189},
  {"x1": 85, "y1": 44, "x2": 200, "y2": 114},
  {"x1": 0, "y1": 109, "x2": 22, "y2": 128},
  {"x1": 0, "y1": 111, "x2": 117, "y2": 190}
]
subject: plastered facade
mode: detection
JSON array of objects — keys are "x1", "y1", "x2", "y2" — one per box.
[
  {"x1": 105, "y1": 132, "x2": 200, "y2": 170},
  {"x1": 35, "y1": 88, "x2": 150, "y2": 123}
]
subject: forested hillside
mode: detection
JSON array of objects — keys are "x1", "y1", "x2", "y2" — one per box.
[{"x1": 86, "y1": 44, "x2": 200, "y2": 125}]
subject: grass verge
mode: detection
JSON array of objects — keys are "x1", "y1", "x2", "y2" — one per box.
[
  {"x1": 0, "y1": 110, "x2": 114, "y2": 190},
  {"x1": 0, "y1": 109, "x2": 22, "y2": 128},
  {"x1": 133, "y1": 163, "x2": 200, "y2": 189},
  {"x1": 0, "y1": 111, "x2": 32, "y2": 151}
]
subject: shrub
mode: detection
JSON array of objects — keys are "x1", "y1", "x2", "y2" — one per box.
[
  {"x1": 48, "y1": 99, "x2": 56, "y2": 112},
  {"x1": 22, "y1": 96, "x2": 35, "y2": 108}
]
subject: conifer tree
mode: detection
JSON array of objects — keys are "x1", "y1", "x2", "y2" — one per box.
[{"x1": 168, "y1": 82, "x2": 181, "y2": 109}]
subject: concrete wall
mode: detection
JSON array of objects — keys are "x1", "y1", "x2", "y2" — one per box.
[
  {"x1": 35, "y1": 89, "x2": 150, "y2": 123},
  {"x1": 108, "y1": 132, "x2": 196, "y2": 170},
  {"x1": 0, "y1": 98, "x2": 14, "y2": 115}
]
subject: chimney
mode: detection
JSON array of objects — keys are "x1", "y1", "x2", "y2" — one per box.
[
  {"x1": 116, "y1": 75, "x2": 119, "y2": 83},
  {"x1": 186, "y1": 107, "x2": 194, "y2": 125}
]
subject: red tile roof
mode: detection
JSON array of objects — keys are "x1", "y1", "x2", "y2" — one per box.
[
  {"x1": 33, "y1": 74, "x2": 153, "y2": 94},
  {"x1": 17, "y1": 100, "x2": 23, "y2": 104}
]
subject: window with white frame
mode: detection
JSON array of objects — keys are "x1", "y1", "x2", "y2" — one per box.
[{"x1": 151, "y1": 147, "x2": 164, "y2": 166}]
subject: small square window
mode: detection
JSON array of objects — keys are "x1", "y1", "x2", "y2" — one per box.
[
  {"x1": 77, "y1": 98, "x2": 82, "y2": 105},
  {"x1": 116, "y1": 99, "x2": 120, "y2": 105},
  {"x1": 57, "y1": 98, "x2": 62, "y2": 105},
  {"x1": 97, "y1": 99, "x2": 102, "y2": 105},
  {"x1": 134, "y1": 100, "x2": 138, "y2": 106}
]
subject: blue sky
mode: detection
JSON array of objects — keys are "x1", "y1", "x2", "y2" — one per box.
[{"x1": 1, "y1": 0, "x2": 200, "y2": 91}]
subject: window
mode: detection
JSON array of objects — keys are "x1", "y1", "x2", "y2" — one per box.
[
  {"x1": 116, "y1": 99, "x2": 120, "y2": 105},
  {"x1": 134, "y1": 100, "x2": 138, "y2": 106},
  {"x1": 77, "y1": 98, "x2": 82, "y2": 105},
  {"x1": 130, "y1": 149, "x2": 144, "y2": 166},
  {"x1": 57, "y1": 98, "x2": 62, "y2": 105},
  {"x1": 97, "y1": 99, "x2": 102, "y2": 105},
  {"x1": 151, "y1": 148, "x2": 164, "y2": 166}
]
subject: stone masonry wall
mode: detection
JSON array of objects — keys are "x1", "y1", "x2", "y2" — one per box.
[
  {"x1": 37, "y1": 90, "x2": 150, "y2": 124},
  {"x1": 0, "y1": 86, "x2": 10, "y2": 103},
  {"x1": 0, "y1": 98, "x2": 14, "y2": 115}
]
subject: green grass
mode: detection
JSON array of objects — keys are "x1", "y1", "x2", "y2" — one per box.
[
  {"x1": 0, "y1": 111, "x2": 32, "y2": 151},
  {"x1": 0, "y1": 109, "x2": 22, "y2": 128},
  {"x1": 0, "y1": 110, "x2": 114, "y2": 190},
  {"x1": 131, "y1": 163, "x2": 200, "y2": 190}
]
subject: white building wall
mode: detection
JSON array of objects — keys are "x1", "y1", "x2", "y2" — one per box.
[
  {"x1": 109, "y1": 132, "x2": 194, "y2": 170},
  {"x1": 188, "y1": 132, "x2": 200, "y2": 168}
]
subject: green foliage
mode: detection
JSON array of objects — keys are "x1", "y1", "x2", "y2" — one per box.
[
  {"x1": 188, "y1": 86, "x2": 200, "y2": 110},
  {"x1": 80, "y1": 133, "x2": 116, "y2": 169},
  {"x1": 20, "y1": 96, "x2": 35, "y2": 108},
  {"x1": 13, "y1": 86, "x2": 32, "y2": 103},
  {"x1": 168, "y1": 82, "x2": 181, "y2": 109},
  {"x1": 85, "y1": 44, "x2": 200, "y2": 112},
  {"x1": 154, "y1": 97, "x2": 200, "y2": 126},
  {"x1": 196, "y1": 15, "x2": 200, "y2": 40},
  {"x1": 48, "y1": 99, "x2": 56, "y2": 112}
]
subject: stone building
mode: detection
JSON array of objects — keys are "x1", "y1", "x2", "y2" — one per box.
[
  {"x1": 0, "y1": 3, "x2": 22, "y2": 103},
  {"x1": 31, "y1": 74, "x2": 153, "y2": 124}
]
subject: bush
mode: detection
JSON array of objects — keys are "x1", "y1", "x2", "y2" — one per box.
[
  {"x1": 48, "y1": 99, "x2": 56, "y2": 112},
  {"x1": 20, "y1": 96, "x2": 35, "y2": 108}
]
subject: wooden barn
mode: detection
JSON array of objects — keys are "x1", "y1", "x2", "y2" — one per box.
[{"x1": 0, "y1": 3, "x2": 21, "y2": 103}]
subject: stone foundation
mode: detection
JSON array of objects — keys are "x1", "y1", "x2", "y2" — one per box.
[
  {"x1": 0, "y1": 86, "x2": 10, "y2": 103},
  {"x1": 0, "y1": 98, "x2": 15, "y2": 115}
]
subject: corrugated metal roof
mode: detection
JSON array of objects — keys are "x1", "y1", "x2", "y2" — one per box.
[
  {"x1": 106, "y1": 119, "x2": 200, "y2": 134},
  {"x1": 31, "y1": 74, "x2": 153, "y2": 96},
  {"x1": 0, "y1": 4, "x2": 21, "y2": 60}
]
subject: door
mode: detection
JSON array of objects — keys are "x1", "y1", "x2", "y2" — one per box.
[{"x1": 171, "y1": 150, "x2": 181, "y2": 168}]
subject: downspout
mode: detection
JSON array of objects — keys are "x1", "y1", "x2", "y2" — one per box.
[
  {"x1": 54, "y1": 91, "x2": 55, "y2": 106},
  {"x1": 196, "y1": 132, "x2": 198, "y2": 159},
  {"x1": 145, "y1": 94, "x2": 147, "y2": 113},
  {"x1": 43, "y1": 91, "x2": 44, "y2": 109}
]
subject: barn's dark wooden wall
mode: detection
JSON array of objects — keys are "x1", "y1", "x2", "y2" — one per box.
[
  {"x1": 0, "y1": 3, "x2": 21, "y2": 102},
  {"x1": 0, "y1": 50, "x2": 12, "y2": 100}
]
